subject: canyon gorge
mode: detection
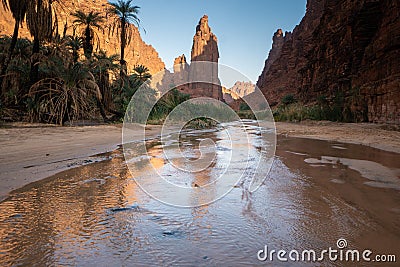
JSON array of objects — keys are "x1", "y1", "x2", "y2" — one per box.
[
  {"x1": 0, "y1": 0, "x2": 398, "y2": 124},
  {"x1": 256, "y1": 0, "x2": 400, "y2": 124}
]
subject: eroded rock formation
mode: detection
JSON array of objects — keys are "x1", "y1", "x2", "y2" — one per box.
[
  {"x1": 155, "y1": 15, "x2": 223, "y2": 100},
  {"x1": 0, "y1": 0, "x2": 165, "y2": 75},
  {"x1": 223, "y1": 81, "x2": 255, "y2": 103},
  {"x1": 257, "y1": 0, "x2": 400, "y2": 124},
  {"x1": 173, "y1": 54, "x2": 189, "y2": 73},
  {"x1": 188, "y1": 15, "x2": 223, "y2": 100},
  {"x1": 171, "y1": 54, "x2": 189, "y2": 86},
  {"x1": 190, "y1": 15, "x2": 219, "y2": 63}
]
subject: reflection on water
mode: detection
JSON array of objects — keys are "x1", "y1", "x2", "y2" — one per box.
[
  {"x1": 0, "y1": 122, "x2": 399, "y2": 266},
  {"x1": 123, "y1": 121, "x2": 275, "y2": 207}
]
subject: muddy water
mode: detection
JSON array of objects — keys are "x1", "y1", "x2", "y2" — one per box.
[{"x1": 0, "y1": 122, "x2": 399, "y2": 266}]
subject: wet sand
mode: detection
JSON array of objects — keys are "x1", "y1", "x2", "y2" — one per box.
[
  {"x1": 0, "y1": 121, "x2": 399, "y2": 201},
  {"x1": 276, "y1": 121, "x2": 400, "y2": 154},
  {"x1": 0, "y1": 123, "x2": 164, "y2": 201}
]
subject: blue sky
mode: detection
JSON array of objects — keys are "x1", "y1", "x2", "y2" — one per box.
[{"x1": 130, "y1": 0, "x2": 306, "y2": 86}]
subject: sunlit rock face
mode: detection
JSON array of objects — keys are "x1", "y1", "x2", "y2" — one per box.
[
  {"x1": 0, "y1": 0, "x2": 165, "y2": 75},
  {"x1": 257, "y1": 0, "x2": 400, "y2": 124},
  {"x1": 187, "y1": 15, "x2": 223, "y2": 101},
  {"x1": 158, "y1": 15, "x2": 223, "y2": 101},
  {"x1": 223, "y1": 82, "x2": 256, "y2": 104}
]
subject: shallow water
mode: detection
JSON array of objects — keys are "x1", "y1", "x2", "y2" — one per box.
[{"x1": 0, "y1": 121, "x2": 399, "y2": 266}]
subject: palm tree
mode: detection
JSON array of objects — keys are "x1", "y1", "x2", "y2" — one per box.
[
  {"x1": 0, "y1": 37, "x2": 31, "y2": 106},
  {"x1": 65, "y1": 35, "x2": 83, "y2": 63},
  {"x1": 107, "y1": 0, "x2": 140, "y2": 77},
  {"x1": 0, "y1": 0, "x2": 28, "y2": 96},
  {"x1": 71, "y1": 10, "x2": 104, "y2": 59},
  {"x1": 29, "y1": 58, "x2": 102, "y2": 125},
  {"x1": 25, "y1": 0, "x2": 60, "y2": 84},
  {"x1": 117, "y1": 64, "x2": 151, "y2": 114},
  {"x1": 92, "y1": 50, "x2": 119, "y2": 114},
  {"x1": 131, "y1": 64, "x2": 151, "y2": 84}
]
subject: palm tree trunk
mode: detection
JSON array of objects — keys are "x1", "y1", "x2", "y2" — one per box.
[
  {"x1": 96, "y1": 98, "x2": 108, "y2": 122},
  {"x1": 0, "y1": 20, "x2": 20, "y2": 99},
  {"x1": 30, "y1": 36, "x2": 40, "y2": 85},
  {"x1": 120, "y1": 21, "x2": 126, "y2": 63},
  {"x1": 84, "y1": 26, "x2": 92, "y2": 59},
  {"x1": 120, "y1": 21, "x2": 126, "y2": 79}
]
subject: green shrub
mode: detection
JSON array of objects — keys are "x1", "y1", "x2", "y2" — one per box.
[
  {"x1": 148, "y1": 88, "x2": 190, "y2": 123},
  {"x1": 239, "y1": 102, "x2": 250, "y2": 111},
  {"x1": 281, "y1": 94, "x2": 296, "y2": 106},
  {"x1": 183, "y1": 117, "x2": 217, "y2": 129},
  {"x1": 274, "y1": 89, "x2": 368, "y2": 123},
  {"x1": 237, "y1": 110, "x2": 256, "y2": 120}
]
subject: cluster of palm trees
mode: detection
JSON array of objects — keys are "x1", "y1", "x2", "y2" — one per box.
[{"x1": 0, "y1": 0, "x2": 152, "y2": 125}]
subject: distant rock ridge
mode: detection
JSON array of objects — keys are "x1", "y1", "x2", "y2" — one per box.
[
  {"x1": 223, "y1": 81, "x2": 255, "y2": 103},
  {"x1": 0, "y1": 0, "x2": 165, "y2": 75},
  {"x1": 256, "y1": 0, "x2": 400, "y2": 124}
]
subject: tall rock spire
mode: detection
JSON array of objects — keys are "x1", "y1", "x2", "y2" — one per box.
[
  {"x1": 189, "y1": 15, "x2": 222, "y2": 101},
  {"x1": 191, "y1": 15, "x2": 219, "y2": 62}
]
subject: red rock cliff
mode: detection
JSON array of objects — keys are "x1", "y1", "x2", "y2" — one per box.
[
  {"x1": 0, "y1": 0, "x2": 165, "y2": 75},
  {"x1": 257, "y1": 0, "x2": 400, "y2": 124}
]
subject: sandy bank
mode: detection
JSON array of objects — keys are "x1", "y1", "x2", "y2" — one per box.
[
  {"x1": 275, "y1": 121, "x2": 400, "y2": 154},
  {"x1": 0, "y1": 123, "x2": 165, "y2": 201}
]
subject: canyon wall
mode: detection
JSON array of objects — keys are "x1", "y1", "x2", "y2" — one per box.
[
  {"x1": 0, "y1": 0, "x2": 165, "y2": 75},
  {"x1": 257, "y1": 0, "x2": 400, "y2": 124}
]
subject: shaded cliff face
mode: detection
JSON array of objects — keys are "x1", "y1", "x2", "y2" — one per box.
[
  {"x1": 0, "y1": 0, "x2": 165, "y2": 75},
  {"x1": 257, "y1": 0, "x2": 400, "y2": 124},
  {"x1": 256, "y1": 0, "x2": 325, "y2": 107},
  {"x1": 172, "y1": 54, "x2": 189, "y2": 86}
]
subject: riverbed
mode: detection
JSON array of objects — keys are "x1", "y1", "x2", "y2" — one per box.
[{"x1": 0, "y1": 121, "x2": 399, "y2": 266}]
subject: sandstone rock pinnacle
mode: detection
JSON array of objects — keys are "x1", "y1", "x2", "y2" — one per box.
[{"x1": 189, "y1": 15, "x2": 222, "y2": 101}]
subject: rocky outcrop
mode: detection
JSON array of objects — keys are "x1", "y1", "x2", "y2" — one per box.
[
  {"x1": 222, "y1": 87, "x2": 235, "y2": 103},
  {"x1": 190, "y1": 15, "x2": 219, "y2": 63},
  {"x1": 152, "y1": 15, "x2": 223, "y2": 101},
  {"x1": 173, "y1": 54, "x2": 189, "y2": 73},
  {"x1": 0, "y1": 0, "x2": 165, "y2": 75},
  {"x1": 257, "y1": 0, "x2": 400, "y2": 124},
  {"x1": 223, "y1": 81, "x2": 255, "y2": 103},
  {"x1": 188, "y1": 15, "x2": 223, "y2": 100},
  {"x1": 172, "y1": 54, "x2": 189, "y2": 86},
  {"x1": 257, "y1": 29, "x2": 286, "y2": 87}
]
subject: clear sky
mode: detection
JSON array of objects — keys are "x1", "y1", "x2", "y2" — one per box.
[{"x1": 130, "y1": 0, "x2": 306, "y2": 87}]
